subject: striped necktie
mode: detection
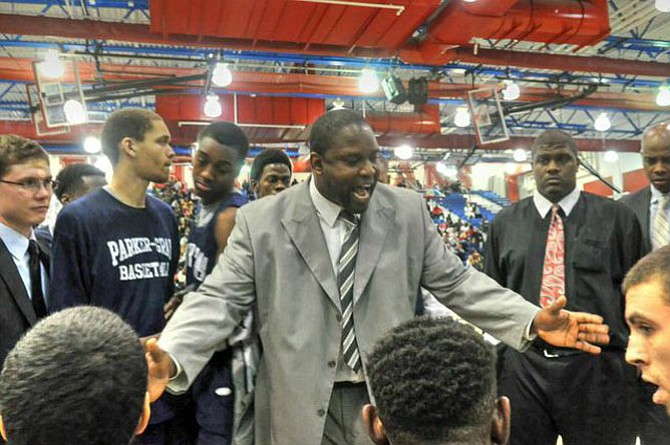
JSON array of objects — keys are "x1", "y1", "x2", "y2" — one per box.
[
  {"x1": 652, "y1": 194, "x2": 670, "y2": 251},
  {"x1": 337, "y1": 210, "x2": 362, "y2": 373}
]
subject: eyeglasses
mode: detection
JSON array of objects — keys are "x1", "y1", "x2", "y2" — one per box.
[{"x1": 0, "y1": 178, "x2": 56, "y2": 192}]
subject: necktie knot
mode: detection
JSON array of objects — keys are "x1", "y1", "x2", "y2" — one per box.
[{"x1": 339, "y1": 210, "x2": 358, "y2": 227}]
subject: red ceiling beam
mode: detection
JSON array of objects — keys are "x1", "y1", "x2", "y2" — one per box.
[{"x1": 1, "y1": 14, "x2": 669, "y2": 78}]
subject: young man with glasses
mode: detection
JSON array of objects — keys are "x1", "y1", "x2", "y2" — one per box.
[{"x1": 0, "y1": 134, "x2": 52, "y2": 368}]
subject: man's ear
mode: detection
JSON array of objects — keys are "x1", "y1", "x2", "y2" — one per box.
[
  {"x1": 60, "y1": 193, "x2": 72, "y2": 206},
  {"x1": 250, "y1": 179, "x2": 259, "y2": 195},
  {"x1": 309, "y1": 152, "x2": 323, "y2": 175},
  {"x1": 0, "y1": 414, "x2": 8, "y2": 442},
  {"x1": 361, "y1": 404, "x2": 390, "y2": 445},
  {"x1": 120, "y1": 137, "x2": 137, "y2": 159},
  {"x1": 491, "y1": 396, "x2": 511, "y2": 445},
  {"x1": 135, "y1": 392, "x2": 152, "y2": 436}
]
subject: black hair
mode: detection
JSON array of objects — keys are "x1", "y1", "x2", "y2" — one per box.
[
  {"x1": 367, "y1": 317, "x2": 497, "y2": 444},
  {"x1": 623, "y1": 245, "x2": 670, "y2": 301},
  {"x1": 531, "y1": 129, "x2": 578, "y2": 160},
  {"x1": 0, "y1": 306, "x2": 147, "y2": 445},
  {"x1": 101, "y1": 108, "x2": 163, "y2": 165},
  {"x1": 197, "y1": 122, "x2": 249, "y2": 165},
  {"x1": 309, "y1": 109, "x2": 372, "y2": 155},
  {"x1": 53, "y1": 163, "x2": 105, "y2": 201},
  {"x1": 250, "y1": 148, "x2": 292, "y2": 181},
  {"x1": 0, "y1": 134, "x2": 49, "y2": 178}
]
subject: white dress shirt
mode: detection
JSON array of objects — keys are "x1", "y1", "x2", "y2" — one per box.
[
  {"x1": 649, "y1": 186, "x2": 670, "y2": 245},
  {"x1": 0, "y1": 221, "x2": 48, "y2": 303},
  {"x1": 533, "y1": 186, "x2": 581, "y2": 218}
]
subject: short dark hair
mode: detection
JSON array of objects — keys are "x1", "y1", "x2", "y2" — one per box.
[
  {"x1": 623, "y1": 245, "x2": 670, "y2": 301},
  {"x1": 53, "y1": 163, "x2": 105, "y2": 201},
  {"x1": 531, "y1": 129, "x2": 578, "y2": 160},
  {"x1": 309, "y1": 109, "x2": 372, "y2": 155},
  {"x1": 101, "y1": 108, "x2": 164, "y2": 165},
  {"x1": 197, "y1": 122, "x2": 249, "y2": 165},
  {"x1": 367, "y1": 317, "x2": 497, "y2": 444},
  {"x1": 0, "y1": 134, "x2": 49, "y2": 179},
  {"x1": 250, "y1": 148, "x2": 292, "y2": 181},
  {"x1": 0, "y1": 307, "x2": 147, "y2": 445}
]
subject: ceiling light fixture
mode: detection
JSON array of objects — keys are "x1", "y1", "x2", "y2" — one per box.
[
  {"x1": 63, "y1": 99, "x2": 86, "y2": 125},
  {"x1": 594, "y1": 112, "x2": 612, "y2": 132},
  {"x1": 655, "y1": 0, "x2": 670, "y2": 12},
  {"x1": 502, "y1": 80, "x2": 521, "y2": 101},
  {"x1": 331, "y1": 97, "x2": 346, "y2": 110},
  {"x1": 454, "y1": 107, "x2": 471, "y2": 128},
  {"x1": 83, "y1": 136, "x2": 101, "y2": 154},
  {"x1": 513, "y1": 148, "x2": 527, "y2": 162},
  {"x1": 358, "y1": 69, "x2": 379, "y2": 94},
  {"x1": 37, "y1": 49, "x2": 65, "y2": 79},
  {"x1": 203, "y1": 94, "x2": 222, "y2": 118},
  {"x1": 604, "y1": 150, "x2": 619, "y2": 163},
  {"x1": 211, "y1": 63, "x2": 233, "y2": 87},
  {"x1": 656, "y1": 86, "x2": 670, "y2": 107},
  {"x1": 394, "y1": 144, "x2": 413, "y2": 160}
]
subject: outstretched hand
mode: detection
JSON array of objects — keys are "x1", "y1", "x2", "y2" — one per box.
[
  {"x1": 533, "y1": 296, "x2": 610, "y2": 354},
  {"x1": 144, "y1": 338, "x2": 175, "y2": 402}
]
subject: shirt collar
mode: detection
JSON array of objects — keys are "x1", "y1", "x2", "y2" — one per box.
[
  {"x1": 309, "y1": 176, "x2": 344, "y2": 228},
  {"x1": 0, "y1": 221, "x2": 32, "y2": 260},
  {"x1": 650, "y1": 185, "x2": 668, "y2": 204},
  {"x1": 533, "y1": 187, "x2": 580, "y2": 218}
]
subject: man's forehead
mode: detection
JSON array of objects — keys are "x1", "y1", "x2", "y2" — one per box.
[{"x1": 262, "y1": 163, "x2": 291, "y2": 175}]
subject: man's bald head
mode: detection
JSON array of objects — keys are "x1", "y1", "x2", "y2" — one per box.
[{"x1": 641, "y1": 121, "x2": 670, "y2": 194}]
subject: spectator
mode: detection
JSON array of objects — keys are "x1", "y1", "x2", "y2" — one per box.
[{"x1": 250, "y1": 148, "x2": 292, "y2": 199}]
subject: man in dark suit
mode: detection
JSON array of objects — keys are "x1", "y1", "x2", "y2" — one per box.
[
  {"x1": 485, "y1": 129, "x2": 644, "y2": 445},
  {"x1": 0, "y1": 134, "x2": 51, "y2": 368},
  {"x1": 620, "y1": 120, "x2": 670, "y2": 445}
]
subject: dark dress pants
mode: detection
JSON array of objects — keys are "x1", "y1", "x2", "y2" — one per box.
[{"x1": 497, "y1": 346, "x2": 638, "y2": 445}]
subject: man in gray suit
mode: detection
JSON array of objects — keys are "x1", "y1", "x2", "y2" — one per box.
[
  {"x1": 147, "y1": 110, "x2": 610, "y2": 445},
  {"x1": 620, "y1": 120, "x2": 670, "y2": 445}
]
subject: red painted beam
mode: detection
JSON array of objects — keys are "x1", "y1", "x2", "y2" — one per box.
[{"x1": 1, "y1": 14, "x2": 669, "y2": 78}]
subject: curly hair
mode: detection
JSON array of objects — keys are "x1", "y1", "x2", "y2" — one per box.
[
  {"x1": 367, "y1": 317, "x2": 497, "y2": 444},
  {"x1": 250, "y1": 148, "x2": 292, "y2": 181},
  {"x1": 0, "y1": 307, "x2": 147, "y2": 445}
]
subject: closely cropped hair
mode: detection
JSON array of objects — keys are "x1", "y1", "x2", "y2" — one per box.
[
  {"x1": 250, "y1": 148, "x2": 292, "y2": 181},
  {"x1": 531, "y1": 129, "x2": 578, "y2": 159},
  {"x1": 367, "y1": 317, "x2": 497, "y2": 444},
  {"x1": 101, "y1": 108, "x2": 163, "y2": 165},
  {"x1": 53, "y1": 163, "x2": 105, "y2": 201},
  {"x1": 0, "y1": 134, "x2": 49, "y2": 178},
  {"x1": 197, "y1": 122, "x2": 249, "y2": 165},
  {"x1": 0, "y1": 307, "x2": 147, "y2": 445},
  {"x1": 309, "y1": 109, "x2": 372, "y2": 155},
  {"x1": 623, "y1": 245, "x2": 670, "y2": 301}
]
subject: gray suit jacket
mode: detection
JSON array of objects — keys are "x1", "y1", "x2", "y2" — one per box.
[
  {"x1": 620, "y1": 186, "x2": 652, "y2": 253},
  {"x1": 159, "y1": 181, "x2": 540, "y2": 445}
]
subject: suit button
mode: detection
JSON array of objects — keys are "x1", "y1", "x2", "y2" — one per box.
[
  {"x1": 317, "y1": 408, "x2": 326, "y2": 417},
  {"x1": 328, "y1": 360, "x2": 336, "y2": 368},
  {"x1": 336, "y1": 314, "x2": 342, "y2": 321}
]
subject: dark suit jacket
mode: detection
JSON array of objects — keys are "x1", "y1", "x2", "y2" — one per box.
[
  {"x1": 0, "y1": 237, "x2": 48, "y2": 367},
  {"x1": 620, "y1": 186, "x2": 652, "y2": 253}
]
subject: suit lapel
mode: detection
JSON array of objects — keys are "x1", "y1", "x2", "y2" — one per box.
[
  {"x1": 353, "y1": 191, "x2": 394, "y2": 305},
  {"x1": 281, "y1": 183, "x2": 340, "y2": 310},
  {"x1": 0, "y1": 237, "x2": 37, "y2": 325},
  {"x1": 641, "y1": 187, "x2": 652, "y2": 252}
]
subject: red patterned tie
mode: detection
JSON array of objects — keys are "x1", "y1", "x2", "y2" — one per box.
[{"x1": 540, "y1": 204, "x2": 565, "y2": 308}]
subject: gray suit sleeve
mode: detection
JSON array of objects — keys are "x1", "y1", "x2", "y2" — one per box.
[
  {"x1": 158, "y1": 209, "x2": 256, "y2": 391},
  {"x1": 418, "y1": 197, "x2": 540, "y2": 350}
]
